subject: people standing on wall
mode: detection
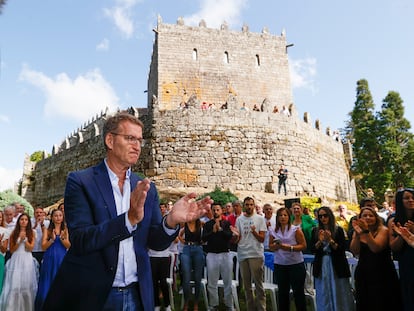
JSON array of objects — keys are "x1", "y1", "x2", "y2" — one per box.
[
  {"x1": 178, "y1": 219, "x2": 205, "y2": 311},
  {"x1": 350, "y1": 207, "x2": 401, "y2": 311},
  {"x1": 235, "y1": 196, "x2": 267, "y2": 311},
  {"x1": 269, "y1": 207, "x2": 307, "y2": 311},
  {"x1": 281, "y1": 105, "x2": 290, "y2": 117},
  {"x1": 42, "y1": 111, "x2": 213, "y2": 311},
  {"x1": 277, "y1": 165, "x2": 288, "y2": 196},
  {"x1": 35, "y1": 208, "x2": 70, "y2": 311},
  {"x1": 202, "y1": 203, "x2": 234, "y2": 311},
  {"x1": 311, "y1": 206, "x2": 355, "y2": 311},
  {"x1": 263, "y1": 203, "x2": 275, "y2": 251},
  {"x1": 389, "y1": 188, "x2": 414, "y2": 311},
  {"x1": 0, "y1": 213, "x2": 39, "y2": 311},
  {"x1": 31, "y1": 206, "x2": 50, "y2": 266}
]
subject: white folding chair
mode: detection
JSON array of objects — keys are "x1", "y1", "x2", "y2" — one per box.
[
  {"x1": 217, "y1": 251, "x2": 240, "y2": 311},
  {"x1": 166, "y1": 252, "x2": 177, "y2": 310},
  {"x1": 263, "y1": 265, "x2": 279, "y2": 311}
]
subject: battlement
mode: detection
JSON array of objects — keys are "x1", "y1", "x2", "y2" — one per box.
[{"x1": 20, "y1": 18, "x2": 356, "y2": 206}]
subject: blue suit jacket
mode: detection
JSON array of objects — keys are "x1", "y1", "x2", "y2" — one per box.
[{"x1": 43, "y1": 161, "x2": 177, "y2": 311}]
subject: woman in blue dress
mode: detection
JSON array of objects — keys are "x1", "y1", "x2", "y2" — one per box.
[
  {"x1": 311, "y1": 206, "x2": 355, "y2": 311},
  {"x1": 35, "y1": 208, "x2": 70, "y2": 311}
]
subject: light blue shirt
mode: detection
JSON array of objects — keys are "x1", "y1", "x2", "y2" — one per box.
[
  {"x1": 104, "y1": 159, "x2": 178, "y2": 287},
  {"x1": 105, "y1": 160, "x2": 138, "y2": 287}
]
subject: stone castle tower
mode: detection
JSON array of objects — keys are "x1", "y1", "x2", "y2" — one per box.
[
  {"x1": 21, "y1": 17, "x2": 357, "y2": 206},
  {"x1": 147, "y1": 16, "x2": 292, "y2": 111}
]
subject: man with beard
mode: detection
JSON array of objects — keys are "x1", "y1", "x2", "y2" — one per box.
[
  {"x1": 202, "y1": 204, "x2": 234, "y2": 310},
  {"x1": 235, "y1": 197, "x2": 267, "y2": 311}
]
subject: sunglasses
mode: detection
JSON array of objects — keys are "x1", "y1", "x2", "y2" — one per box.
[{"x1": 318, "y1": 214, "x2": 329, "y2": 219}]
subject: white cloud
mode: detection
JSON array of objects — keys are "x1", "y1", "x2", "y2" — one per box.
[
  {"x1": 103, "y1": 0, "x2": 141, "y2": 38},
  {"x1": 289, "y1": 57, "x2": 318, "y2": 95},
  {"x1": 184, "y1": 0, "x2": 248, "y2": 28},
  {"x1": 0, "y1": 166, "x2": 22, "y2": 192},
  {"x1": 0, "y1": 115, "x2": 10, "y2": 123},
  {"x1": 19, "y1": 65, "x2": 119, "y2": 122},
  {"x1": 96, "y1": 38, "x2": 110, "y2": 51}
]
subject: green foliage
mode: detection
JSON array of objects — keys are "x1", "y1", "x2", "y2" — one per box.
[
  {"x1": 30, "y1": 151, "x2": 46, "y2": 162},
  {"x1": 299, "y1": 197, "x2": 322, "y2": 215},
  {"x1": 0, "y1": 190, "x2": 34, "y2": 217},
  {"x1": 346, "y1": 79, "x2": 414, "y2": 202},
  {"x1": 200, "y1": 186, "x2": 238, "y2": 207}
]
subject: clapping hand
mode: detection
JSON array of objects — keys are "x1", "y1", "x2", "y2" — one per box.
[
  {"x1": 166, "y1": 193, "x2": 213, "y2": 228},
  {"x1": 129, "y1": 178, "x2": 151, "y2": 225},
  {"x1": 393, "y1": 222, "x2": 414, "y2": 248}
]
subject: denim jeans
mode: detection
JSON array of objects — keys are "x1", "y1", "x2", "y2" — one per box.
[
  {"x1": 180, "y1": 245, "x2": 205, "y2": 303},
  {"x1": 103, "y1": 283, "x2": 143, "y2": 311}
]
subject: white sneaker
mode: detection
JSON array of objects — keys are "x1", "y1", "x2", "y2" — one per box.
[
  {"x1": 154, "y1": 306, "x2": 161, "y2": 311},
  {"x1": 165, "y1": 306, "x2": 172, "y2": 311}
]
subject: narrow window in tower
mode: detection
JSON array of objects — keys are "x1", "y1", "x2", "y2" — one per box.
[
  {"x1": 256, "y1": 54, "x2": 260, "y2": 67},
  {"x1": 192, "y1": 48, "x2": 198, "y2": 61},
  {"x1": 224, "y1": 51, "x2": 229, "y2": 64}
]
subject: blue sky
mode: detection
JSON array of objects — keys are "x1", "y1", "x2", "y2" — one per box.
[{"x1": 0, "y1": 0, "x2": 413, "y2": 191}]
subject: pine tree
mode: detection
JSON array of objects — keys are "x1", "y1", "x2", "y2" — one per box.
[
  {"x1": 346, "y1": 80, "x2": 414, "y2": 200},
  {"x1": 345, "y1": 79, "x2": 379, "y2": 194},
  {"x1": 376, "y1": 91, "x2": 414, "y2": 190}
]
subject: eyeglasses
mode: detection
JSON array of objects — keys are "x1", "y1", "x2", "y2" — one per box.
[
  {"x1": 318, "y1": 214, "x2": 329, "y2": 219},
  {"x1": 111, "y1": 132, "x2": 145, "y2": 146}
]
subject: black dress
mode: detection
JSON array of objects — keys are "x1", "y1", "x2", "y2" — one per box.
[{"x1": 354, "y1": 242, "x2": 401, "y2": 311}]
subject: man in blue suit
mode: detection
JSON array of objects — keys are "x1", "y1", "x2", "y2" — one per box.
[{"x1": 43, "y1": 111, "x2": 212, "y2": 311}]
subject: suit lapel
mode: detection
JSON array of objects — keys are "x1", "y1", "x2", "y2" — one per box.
[{"x1": 94, "y1": 161, "x2": 118, "y2": 219}]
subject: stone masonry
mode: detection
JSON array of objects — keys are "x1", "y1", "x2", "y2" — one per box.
[{"x1": 21, "y1": 17, "x2": 357, "y2": 206}]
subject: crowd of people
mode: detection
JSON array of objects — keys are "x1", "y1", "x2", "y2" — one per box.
[
  {"x1": 155, "y1": 188, "x2": 413, "y2": 311},
  {"x1": 1, "y1": 111, "x2": 412, "y2": 311},
  {"x1": 0, "y1": 202, "x2": 69, "y2": 311}
]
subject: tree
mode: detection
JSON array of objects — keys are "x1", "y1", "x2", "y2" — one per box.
[
  {"x1": 346, "y1": 80, "x2": 414, "y2": 201},
  {"x1": 345, "y1": 79, "x2": 380, "y2": 194},
  {"x1": 199, "y1": 186, "x2": 238, "y2": 207},
  {"x1": 30, "y1": 150, "x2": 46, "y2": 162},
  {"x1": 376, "y1": 91, "x2": 414, "y2": 190}
]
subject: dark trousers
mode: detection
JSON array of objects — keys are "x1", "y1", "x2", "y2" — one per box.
[
  {"x1": 150, "y1": 256, "x2": 171, "y2": 307},
  {"x1": 274, "y1": 263, "x2": 307, "y2": 311},
  {"x1": 278, "y1": 178, "x2": 287, "y2": 195}
]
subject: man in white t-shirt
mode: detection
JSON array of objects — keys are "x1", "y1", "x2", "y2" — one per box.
[{"x1": 236, "y1": 197, "x2": 267, "y2": 311}]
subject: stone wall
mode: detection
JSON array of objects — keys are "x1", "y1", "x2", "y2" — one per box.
[
  {"x1": 21, "y1": 18, "x2": 357, "y2": 206},
  {"x1": 140, "y1": 107, "x2": 354, "y2": 202},
  {"x1": 24, "y1": 105, "x2": 355, "y2": 206},
  {"x1": 148, "y1": 17, "x2": 292, "y2": 111}
]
